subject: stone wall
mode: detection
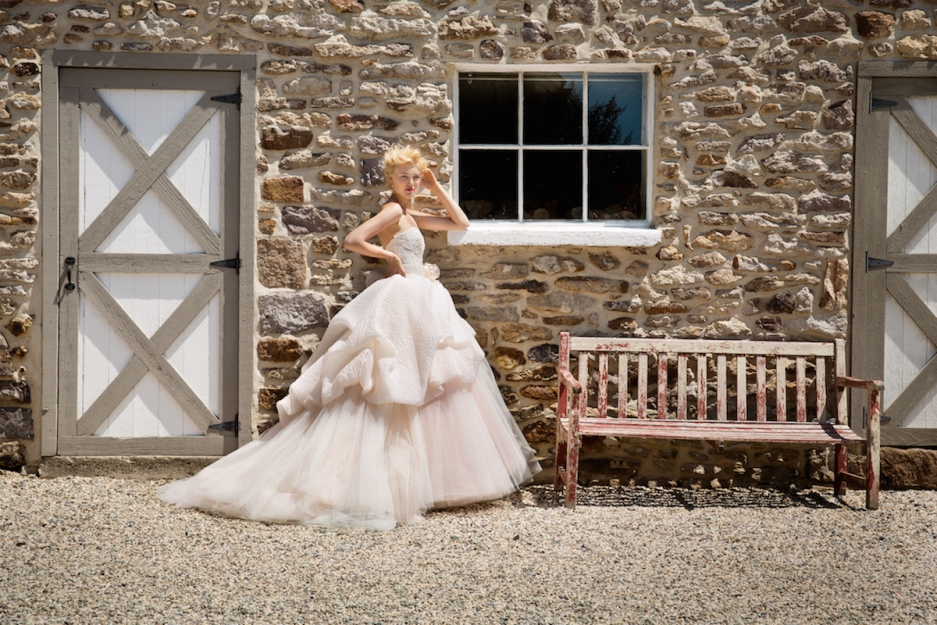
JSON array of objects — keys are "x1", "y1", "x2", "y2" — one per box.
[{"x1": 1, "y1": 0, "x2": 934, "y2": 481}]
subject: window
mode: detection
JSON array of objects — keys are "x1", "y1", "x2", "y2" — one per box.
[{"x1": 455, "y1": 69, "x2": 650, "y2": 227}]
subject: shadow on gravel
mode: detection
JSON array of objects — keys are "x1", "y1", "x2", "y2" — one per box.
[{"x1": 521, "y1": 484, "x2": 846, "y2": 510}]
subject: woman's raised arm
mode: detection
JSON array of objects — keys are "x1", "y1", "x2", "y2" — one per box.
[{"x1": 412, "y1": 169, "x2": 470, "y2": 232}]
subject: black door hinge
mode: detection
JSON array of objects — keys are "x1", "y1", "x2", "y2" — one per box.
[
  {"x1": 210, "y1": 251, "x2": 241, "y2": 275},
  {"x1": 208, "y1": 413, "x2": 239, "y2": 437},
  {"x1": 870, "y1": 96, "x2": 897, "y2": 113},
  {"x1": 866, "y1": 252, "x2": 894, "y2": 272},
  {"x1": 211, "y1": 87, "x2": 242, "y2": 110}
]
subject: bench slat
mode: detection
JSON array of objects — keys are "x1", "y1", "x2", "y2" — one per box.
[
  {"x1": 756, "y1": 355, "x2": 767, "y2": 422},
  {"x1": 697, "y1": 355, "x2": 707, "y2": 420},
  {"x1": 618, "y1": 355, "x2": 628, "y2": 419},
  {"x1": 777, "y1": 357, "x2": 787, "y2": 422},
  {"x1": 638, "y1": 353, "x2": 648, "y2": 419},
  {"x1": 658, "y1": 353, "x2": 668, "y2": 420},
  {"x1": 560, "y1": 417, "x2": 864, "y2": 444},
  {"x1": 678, "y1": 353, "x2": 688, "y2": 420},
  {"x1": 817, "y1": 356, "x2": 826, "y2": 424},
  {"x1": 597, "y1": 352, "x2": 608, "y2": 418},
  {"x1": 737, "y1": 355, "x2": 746, "y2": 421},
  {"x1": 796, "y1": 356, "x2": 807, "y2": 423},
  {"x1": 717, "y1": 354, "x2": 727, "y2": 421},
  {"x1": 565, "y1": 337, "x2": 836, "y2": 357}
]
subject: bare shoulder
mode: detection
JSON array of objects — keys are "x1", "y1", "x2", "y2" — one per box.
[{"x1": 379, "y1": 202, "x2": 404, "y2": 217}]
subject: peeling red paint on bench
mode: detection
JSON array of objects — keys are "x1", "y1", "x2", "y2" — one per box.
[{"x1": 554, "y1": 333, "x2": 882, "y2": 510}]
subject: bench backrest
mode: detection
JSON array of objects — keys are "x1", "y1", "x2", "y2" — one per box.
[{"x1": 558, "y1": 333, "x2": 846, "y2": 425}]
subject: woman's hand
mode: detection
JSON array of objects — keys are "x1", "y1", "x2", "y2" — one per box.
[
  {"x1": 421, "y1": 168, "x2": 440, "y2": 193},
  {"x1": 386, "y1": 253, "x2": 407, "y2": 278}
]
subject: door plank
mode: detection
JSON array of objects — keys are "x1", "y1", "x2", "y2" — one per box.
[
  {"x1": 891, "y1": 96, "x2": 937, "y2": 167},
  {"x1": 77, "y1": 270, "x2": 219, "y2": 430},
  {"x1": 76, "y1": 273, "x2": 223, "y2": 436},
  {"x1": 80, "y1": 254, "x2": 223, "y2": 273},
  {"x1": 59, "y1": 87, "x2": 83, "y2": 439},
  {"x1": 78, "y1": 88, "x2": 221, "y2": 255},
  {"x1": 886, "y1": 186, "x2": 937, "y2": 255},
  {"x1": 885, "y1": 273, "x2": 937, "y2": 346},
  {"x1": 881, "y1": 351, "x2": 937, "y2": 426},
  {"x1": 58, "y1": 435, "x2": 225, "y2": 456},
  {"x1": 888, "y1": 254, "x2": 937, "y2": 272},
  {"x1": 78, "y1": 93, "x2": 220, "y2": 254}
]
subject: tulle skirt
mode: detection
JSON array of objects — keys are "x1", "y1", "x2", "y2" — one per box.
[{"x1": 157, "y1": 361, "x2": 540, "y2": 531}]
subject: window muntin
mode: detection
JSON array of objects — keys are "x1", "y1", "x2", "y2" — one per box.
[{"x1": 457, "y1": 70, "x2": 648, "y2": 223}]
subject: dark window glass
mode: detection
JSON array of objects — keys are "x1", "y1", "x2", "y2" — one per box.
[
  {"x1": 459, "y1": 149, "x2": 518, "y2": 220},
  {"x1": 523, "y1": 74, "x2": 583, "y2": 146},
  {"x1": 523, "y1": 150, "x2": 582, "y2": 220},
  {"x1": 588, "y1": 150, "x2": 645, "y2": 220},
  {"x1": 459, "y1": 74, "x2": 518, "y2": 145},
  {"x1": 588, "y1": 74, "x2": 644, "y2": 146}
]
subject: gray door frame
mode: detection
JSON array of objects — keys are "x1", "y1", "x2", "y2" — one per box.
[
  {"x1": 40, "y1": 51, "x2": 257, "y2": 456},
  {"x1": 853, "y1": 60, "x2": 937, "y2": 447}
]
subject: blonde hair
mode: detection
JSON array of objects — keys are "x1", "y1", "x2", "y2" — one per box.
[{"x1": 383, "y1": 145, "x2": 428, "y2": 180}]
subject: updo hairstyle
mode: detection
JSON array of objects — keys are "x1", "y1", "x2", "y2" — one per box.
[{"x1": 383, "y1": 145, "x2": 428, "y2": 182}]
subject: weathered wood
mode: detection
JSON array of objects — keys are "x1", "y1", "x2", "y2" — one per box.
[
  {"x1": 638, "y1": 353, "x2": 648, "y2": 419},
  {"x1": 554, "y1": 336, "x2": 882, "y2": 510},
  {"x1": 566, "y1": 337, "x2": 835, "y2": 357},
  {"x1": 777, "y1": 357, "x2": 787, "y2": 422},
  {"x1": 79, "y1": 254, "x2": 223, "y2": 273},
  {"x1": 796, "y1": 356, "x2": 807, "y2": 423},
  {"x1": 597, "y1": 352, "x2": 608, "y2": 418},
  {"x1": 58, "y1": 435, "x2": 225, "y2": 456},
  {"x1": 886, "y1": 273, "x2": 937, "y2": 346},
  {"x1": 756, "y1": 355, "x2": 766, "y2": 422},
  {"x1": 717, "y1": 354, "x2": 727, "y2": 421},
  {"x1": 618, "y1": 354, "x2": 628, "y2": 419},
  {"x1": 677, "y1": 353, "x2": 687, "y2": 420},
  {"x1": 736, "y1": 355, "x2": 746, "y2": 421}
]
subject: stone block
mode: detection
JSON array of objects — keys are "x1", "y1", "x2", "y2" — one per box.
[
  {"x1": 257, "y1": 337, "x2": 303, "y2": 362},
  {"x1": 0, "y1": 380, "x2": 28, "y2": 403},
  {"x1": 262, "y1": 177, "x2": 304, "y2": 203},
  {"x1": 258, "y1": 292, "x2": 329, "y2": 335},
  {"x1": 258, "y1": 239, "x2": 306, "y2": 289},
  {"x1": 258, "y1": 387, "x2": 289, "y2": 411},
  {"x1": 0, "y1": 407, "x2": 31, "y2": 440},
  {"x1": 260, "y1": 127, "x2": 313, "y2": 151},
  {"x1": 0, "y1": 440, "x2": 24, "y2": 469},
  {"x1": 282, "y1": 205, "x2": 341, "y2": 235},
  {"x1": 500, "y1": 323, "x2": 553, "y2": 343}
]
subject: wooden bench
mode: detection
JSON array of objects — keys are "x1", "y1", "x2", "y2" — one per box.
[{"x1": 555, "y1": 333, "x2": 882, "y2": 509}]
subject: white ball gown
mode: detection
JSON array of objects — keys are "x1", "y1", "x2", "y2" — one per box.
[{"x1": 158, "y1": 227, "x2": 541, "y2": 530}]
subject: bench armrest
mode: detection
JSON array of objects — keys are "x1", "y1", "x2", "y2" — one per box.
[
  {"x1": 835, "y1": 376, "x2": 885, "y2": 392},
  {"x1": 559, "y1": 369, "x2": 581, "y2": 393}
]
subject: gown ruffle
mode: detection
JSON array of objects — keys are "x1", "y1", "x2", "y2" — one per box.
[{"x1": 158, "y1": 228, "x2": 541, "y2": 530}]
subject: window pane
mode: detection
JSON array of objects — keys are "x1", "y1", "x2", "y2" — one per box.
[
  {"x1": 588, "y1": 74, "x2": 644, "y2": 146},
  {"x1": 524, "y1": 74, "x2": 583, "y2": 146},
  {"x1": 524, "y1": 150, "x2": 582, "y2": 220},
  {"x1": 459, "y1": 74, "x2": 518, "y2": 145},
  {"x1": 459, "y1": 149, "x2": 518, "y2": 220},
  {"x1": 588, "y1": 150, "x2": 645, "y2": 220}
]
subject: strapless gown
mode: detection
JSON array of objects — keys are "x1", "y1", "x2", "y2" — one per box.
[{"x1": 158, "y1": 228, "x2": 541, "y2": 530}]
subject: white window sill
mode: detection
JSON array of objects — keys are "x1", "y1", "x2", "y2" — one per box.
[{"x1": 447, "y1": 223, "x2": 662, "y2": 248}]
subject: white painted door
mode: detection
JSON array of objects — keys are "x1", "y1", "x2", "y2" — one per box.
[
  {"x1": 854, "y1": 66, "x2": 937, "y2": 447},
  {"x1": 57, "y1": 69, "x2": 240, "y2": 455}
]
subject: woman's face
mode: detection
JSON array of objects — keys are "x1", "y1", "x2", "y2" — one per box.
[{"x1": 389, "y1": 163, "x2": 422, "y2": 202}]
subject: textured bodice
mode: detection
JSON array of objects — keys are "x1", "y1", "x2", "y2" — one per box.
[{"x1": 387, "y1": 228, "x2": 426, "y2": 277}]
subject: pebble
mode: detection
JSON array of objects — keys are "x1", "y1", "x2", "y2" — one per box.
[{"x1": 1, "y1": 472, "x2": 935, "y2": 624}]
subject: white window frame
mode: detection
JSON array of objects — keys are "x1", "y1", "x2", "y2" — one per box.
[{"x1": 449, "y1": 63, "x2": 660, "y2": 248}]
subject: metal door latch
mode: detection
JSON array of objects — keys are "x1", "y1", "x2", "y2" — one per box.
[{"x1": 210, "y1": 251, "x2": 241, "y2": 275}]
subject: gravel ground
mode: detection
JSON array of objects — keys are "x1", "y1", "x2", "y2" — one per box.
[{"x1": 1, "y1": 471, "x2": 935, "y2": 625}]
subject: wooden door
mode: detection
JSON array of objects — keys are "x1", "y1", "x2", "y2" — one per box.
[
  {"x1": 854, "y1": 62, "x2": 937, "y2": 447},
  {"x1": 56, "y1": 69, "x2": 241, "y2": 455}
]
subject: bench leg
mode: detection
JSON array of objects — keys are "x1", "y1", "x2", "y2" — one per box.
[
  {"x1": 555, "y1": 437, "x2": 566, "y2": 491},
  {"x1": 867, "y1": 390, "x2": 881, "y2": 510},
  {"x1": 834, "y1": 443, "x2": 847, "y2": 498},
  {"x1": 565, "y1": 434, "x2": 579, "y2": 509}
]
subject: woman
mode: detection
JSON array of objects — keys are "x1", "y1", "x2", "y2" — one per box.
[{"x1": 159, "y1": 146, "x2": 541, "y2": 530}]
